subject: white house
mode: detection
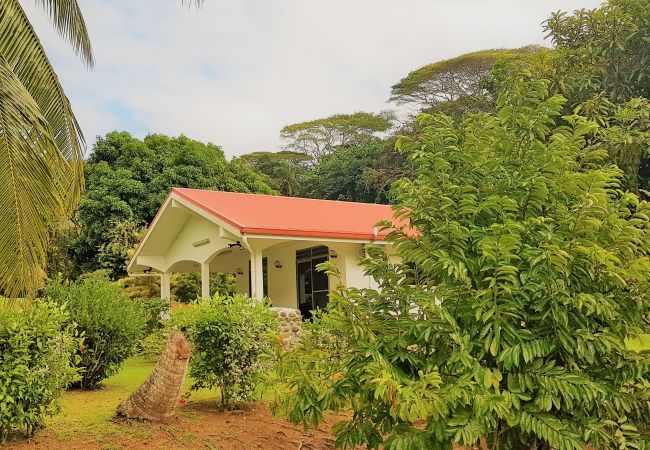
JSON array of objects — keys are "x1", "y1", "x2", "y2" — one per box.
[{"x1": 127, "y1": 188, "x2": 397, "y2": 318}]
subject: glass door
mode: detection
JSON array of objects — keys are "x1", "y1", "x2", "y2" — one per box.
[{"x1": 296, "y1": 246, "x2": 329, "y2": 320}]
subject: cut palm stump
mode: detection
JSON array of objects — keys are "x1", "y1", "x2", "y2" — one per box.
[{"x1": 117, "y1": 331, "x2": 191, "y2": 421}]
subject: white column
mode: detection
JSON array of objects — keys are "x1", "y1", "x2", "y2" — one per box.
[
  {"x1": 251, "y1": 250, "x2": 264, "y2": 300},
  {"x1": 201, "y1": 262, "x2": 210, "y2": 299},
  {"x1": 160, "y1": 272, "x2": 171, "y2": 300}
]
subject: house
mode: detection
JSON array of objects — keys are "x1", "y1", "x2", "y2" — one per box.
[{"x1": 127, "y1": 188, "x2": 398, "y2": 318}]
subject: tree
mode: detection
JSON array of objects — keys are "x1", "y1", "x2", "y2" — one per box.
[
  {"x1": 0, "y1": 0, "x2": 92, "y2": 297},
  {"x1": 544, "y1": 0, "x2": 650, "y2": 104},
  {"x1": 543, "y1": 0, "x2": 650, "y2": 193},
  {"x1": 268, "y1": 69, "x2": 650, "y2": 449},
  {"x1": 389, "y1": 46, "x2": 550, "y2": 112},
  {"x1": 240, "y1": 151, "x2": 310, "y2": 196},
  {"x1": 66, "y1": 132, "x2": 274, "y2": 278},
  {"x1": 280, "y1": 112, "x2": 393, "y2": 160},
  {"x1": 301, "y1": 142, "x2": 389, "y2": 203}
]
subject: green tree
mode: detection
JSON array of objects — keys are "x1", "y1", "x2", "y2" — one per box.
[
  {"x1": 543, "y1": 0, "x2": 650, "y2": 193},
  {"x1": 301, "y1": 142, "x2": 390, "y2": 203},
  {"x1": 240, "y1": 151, "x2": 310, "y2": 196},
  {"x1": 0, "y1": 0, "x2": 92, "y2": 297},
  {"x1": 280, "y1": 111, "x2": 393, "y2": 160},
  {"x1": 66, "y1": 131, "x2": 274, "y2": 278},
  {"x1": 389, "y1": 46, "x2": 550, "y2": 113},
  {"x1": 268, "y1": 70, "x2": 650, "y2": 449}
]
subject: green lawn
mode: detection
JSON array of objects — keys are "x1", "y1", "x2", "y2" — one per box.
[{"x1": 47, "y1": 355, "x2": 220, "y2": 441}]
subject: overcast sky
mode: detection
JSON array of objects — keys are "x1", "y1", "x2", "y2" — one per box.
[{"x1": 23, "y1": 0, "x2": 602, "y2": 158}]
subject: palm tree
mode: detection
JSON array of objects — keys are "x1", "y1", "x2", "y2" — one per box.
[{"x1": 0, "y1": 0, "x2": 93, "y2": 298}]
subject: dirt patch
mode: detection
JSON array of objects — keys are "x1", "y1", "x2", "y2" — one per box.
[{"x1": 8, "y1": 402, "x2": 344, "y2": 450}]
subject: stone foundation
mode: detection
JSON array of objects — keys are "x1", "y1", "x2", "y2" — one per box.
[{"x1": 271, "y1": 307, "x2": 302, "y2": 350}]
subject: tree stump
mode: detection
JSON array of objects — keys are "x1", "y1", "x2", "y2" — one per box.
[{"x1": 116, "y1": 331, "x2": 191, "y2": 421}]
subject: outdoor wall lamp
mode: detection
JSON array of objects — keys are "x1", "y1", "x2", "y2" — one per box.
[
  {"x1": 192, "y1": 238, "x2": 210, "y2": 247},
  {"x1": 329, "y1": 250, "x2": 338, "y2": 259},
  {"x1": 236, "y1": 268, "x2": 244, "y2": 275},
  {"x1": 274, "y1": 261, "x2": 282, "y2": 269}
]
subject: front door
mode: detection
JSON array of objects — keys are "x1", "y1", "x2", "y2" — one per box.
[{"x1": 296, "y1": 246, "x2": 329, "y2": 320}]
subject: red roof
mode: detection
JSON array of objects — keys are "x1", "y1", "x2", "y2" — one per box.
[{"x1": 172, "y1": 188, "x2": 397, "y2": 240}]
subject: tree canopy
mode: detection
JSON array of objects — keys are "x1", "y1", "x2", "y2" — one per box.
[
  {"x1": 389, "y1": 46, "x2": 549, "y2": 109},
  {"x1": 61, "y1": 132, "x2": 273, "y2": 279},
  {"x1": 280, "y1": 111, "x2": 393, "y2": 160}
]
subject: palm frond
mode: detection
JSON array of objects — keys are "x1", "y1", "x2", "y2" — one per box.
[
  {"x1": 0, "y1": 56, "x2": 70, "y2": 298},
  {"x1": 0, "y1": 0, "x2": 85, "y2": 215},
  {"x1": 33, "y1": 0, "x2": 94, "y2": 67}
]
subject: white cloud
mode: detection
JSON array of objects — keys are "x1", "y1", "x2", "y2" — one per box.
[{"x1": 21, "y1": 0, "x2": 602, "y2": 157}]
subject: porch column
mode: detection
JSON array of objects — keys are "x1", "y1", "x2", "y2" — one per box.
[
  {"x1": 201, "y1": 262, "x2": 210, "y2": 299},
  {"x1": 160, "y1": 272, "x2": 171, "y2": 301},
  {"x1": 250, "y1": 250, "x2": 264, "y2": 300}
]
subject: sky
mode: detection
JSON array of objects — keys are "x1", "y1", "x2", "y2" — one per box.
[{"x1": 23, "y1": 0, "x2": 603, "y2": 158}]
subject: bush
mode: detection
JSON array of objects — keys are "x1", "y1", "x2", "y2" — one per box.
[
  {"x1": 45, "y1": 271, "x2": 146, "y2": 389},
  {"x1": 139, "y1": 327, "x2": 169, "y2": 361},
  {"x1": 176, "y1": 294, "x2": 277, "y2": 408},
  {"x1": 173, "y1": 273, "x2": 237, "y2": 303},
  {"x1": 136, "y1": 298, "x2": 169, "y2": 336},
  {"x1": 0, "y1": 301, "x2": 79, "y2": 443}
]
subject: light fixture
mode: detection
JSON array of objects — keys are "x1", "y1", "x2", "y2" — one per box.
[
  {"x1": 236, "y1": 268, "x2": 244, "y2": 275},
  {"x1": 192, "y1": 238, "x2": 210, "y2": 247},
  {"x1": 274, "y1": 261, "x2": 282, "y2": 269},
  {"x1": 328, "y1": 250, "x2": 337, "y2": 259}
]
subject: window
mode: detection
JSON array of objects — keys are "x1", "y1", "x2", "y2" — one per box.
[{"x1": 296, "y1": 246, "x2": 329, "y2": 320}]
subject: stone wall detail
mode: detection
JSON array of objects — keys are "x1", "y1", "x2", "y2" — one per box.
[{"x1": 271, "y1": 307, "x2": 302, "y2": 350}]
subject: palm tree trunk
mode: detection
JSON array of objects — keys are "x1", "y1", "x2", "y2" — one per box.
[{"x1": 116, "y1": 331, "x2": 191, "y2": 421}]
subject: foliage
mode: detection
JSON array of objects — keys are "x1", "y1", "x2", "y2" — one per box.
[
  {"x1": 545, "y1": 0, "x2": 650, "y2": 104},
  {"x1": 0, "y1": 0, "x2": 91, "y2": 297},
  {"x1": 172, "y1": 272, "x2": 237, "y2": 303},
  {"x1": 280, "y1": 111, "x2": 393, "y2": 160},
  {"x1": 389, "y1": 46, "x2": 549, "y2": 110},
  {"x1": 139, "y1": 327, "x2": 169, "y2": 361},
  {"x1": 118, "y1": 274, "x2": 160, "y2": 300},
  {"x1": 240, "y1": 151, "x2": 310, "y2": 196},
  {"x1": 45, "y1": 271, "x2": 146, "y2": 389},
  {"x1": 543, "y1": 0, "x2": 650, "y2": 194},
  {"x1": 67, "y1": 132, "x2": 274, "y2": 278},
  {"x1": 136, "y1": 297, "x2": 169, "y2": 336},
  {"x1": 175, "y1": 294, "x2": 277, "y2": 408},
  {"x1": 268, "y1": 70, "x2": 650, "y2": 449},
  {"x1": 301, "y1": 142, "x2": 390, "y2": 203},
  {"x1": 0, "y1": 300, "x2": 80, "y2": 443}
]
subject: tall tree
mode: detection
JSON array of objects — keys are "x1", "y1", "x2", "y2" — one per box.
[
  {"x1": 270, "y1": 68, "x2": 650, "y2": 450},
  {"x1": 280, "y1": 111, "x2": 393, "y2": 160},
  {"x1": 67, "y1": 131, "x2": 274, "y2": 278},
  {"x1": 240, "y1": 151, "x2": 310, "y2": 196},
  {"x1": 389, "y1": 46, "x2": 550, "y2": 115},
  {"x1": 0, "y1": 0, "x2": 92, "y2": 297}
]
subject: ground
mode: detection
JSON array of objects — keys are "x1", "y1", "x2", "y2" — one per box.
[{"x1": 8, "y1": 356, "x2": 343, "y2": 450}]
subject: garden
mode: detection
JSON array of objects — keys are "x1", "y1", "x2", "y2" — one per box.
[{"x1": 2, "y1": 0, "x2": 650, "y2": 449}]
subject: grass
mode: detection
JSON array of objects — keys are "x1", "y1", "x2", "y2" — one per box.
[{"x1": 47, "y1": 355, "x2": 220, "y2": 440}]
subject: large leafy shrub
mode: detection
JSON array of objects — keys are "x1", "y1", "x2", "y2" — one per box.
[
  {"x1": 0, "y1": 301, "x2": 79, "y2": 443},
  {"x1": 45, "y1": 271, "x2": 146, "y2": 389},
  {"x1": 269, "y1": 70, "x2": 650, "y2": 449},
  {"x1": 176, "y1": 294, "x2": 277, "y2": 408}
]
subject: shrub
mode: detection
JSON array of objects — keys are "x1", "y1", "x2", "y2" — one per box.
[
  {"x1": 136, "y1": 298, "x2": 169, "y2": 336},
  {"x1": 269, "y1": 70, "x2": 650, "y2": 449},
  {"x1": 139, "y1": 327, "x2": 169, "y2": 361},
  {"x1": 176, "y1": 294, "x2": 277, "y2": 408},
  {"x1": 45, "y1": 271, "x2": 146, "y2": 389},
  {"x1": 0, "y1": 301, "x2": 79, "y2": 443},
  {"x1": 173, "y1": 273, "x2": 237, "y2": 303}
]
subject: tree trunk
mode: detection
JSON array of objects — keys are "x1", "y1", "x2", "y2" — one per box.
[{"x1": 116, "y1": 331, "x2": 191, "y2": 421}]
